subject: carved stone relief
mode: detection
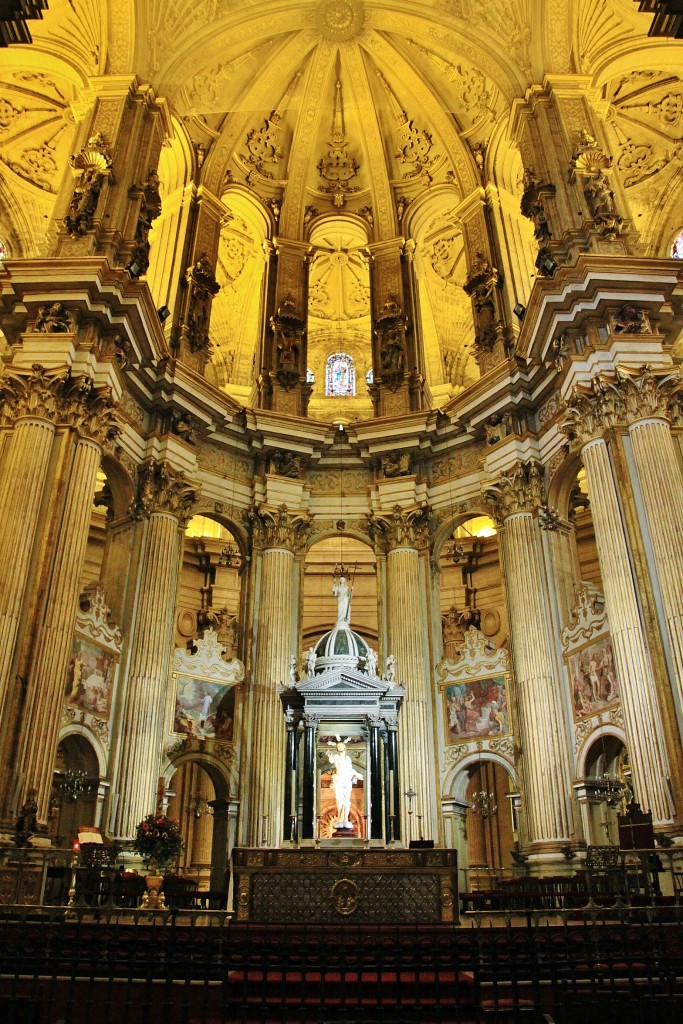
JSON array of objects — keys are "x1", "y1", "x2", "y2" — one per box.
[
  {"x1": 185, "y1": 251, "x2": 221, "y2": 354},
  {"x1": 63, "y1": 133, "x2": 113, "y2": 237}
]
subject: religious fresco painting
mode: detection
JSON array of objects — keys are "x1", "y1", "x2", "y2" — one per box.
[
  {"x1": 568, "y1": 636, "x2": 620, "y2": 719},
  {"x1": 443, "y1": 674, "x2": 509, "y2": 743},
  {"x1": 64, "y1": 636, "x2": 116, "y2": 718},
  {"x1": 174, "y1": 675, "x2": 236, "y2": 741}
]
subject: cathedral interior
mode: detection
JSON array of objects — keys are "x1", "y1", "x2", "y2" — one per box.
[{"x1": 1, "y1": 0, "x2": 683, "y2": 923}]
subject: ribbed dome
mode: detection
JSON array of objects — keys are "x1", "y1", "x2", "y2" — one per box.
[{"x1": 314, "y1": 623, "x2": 370, "y2": 674}]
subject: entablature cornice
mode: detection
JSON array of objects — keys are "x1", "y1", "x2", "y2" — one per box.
[{"x1": 517, "y1": 255, "x2": 683, "y2": 371}]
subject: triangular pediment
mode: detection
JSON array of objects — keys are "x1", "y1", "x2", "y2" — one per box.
[{"x1": 294, "y1": 667, "x2": 403, "y2": 697}]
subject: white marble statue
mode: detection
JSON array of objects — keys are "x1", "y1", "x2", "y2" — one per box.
[
  {"x1": 385, "y1": 654, "x2": 396, "y2": 683},
  {"x1": 305, "y1": 646, "x2": 317, "y2": 678},
  {"x1": 327, "y1": 741, "x2": 362, "y2": 829},
  {"x1": 332, "y1": 574, "x2": 352, "y2": 625},
  {"x1": 288, "y1": 654, "x2": 297, "y2": 686},
  {"x1": 365, "y1": 647, "x2": 377, "y2": 677}
]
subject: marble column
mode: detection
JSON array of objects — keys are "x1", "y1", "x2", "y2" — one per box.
[
  {"x1": 369, "y1": 717, "x2": 383, "y2": 840},
  {"x1": 563, "y1": 384, "x2": 674, "y2": 824},
  {"x1": 0, "y1": 367, "x2": 66, "y2": 723},
  {"x1": 485, "y1": 462, "x2": 574, "y2": 850},
  {"x1": 372, "y1": 505, "x2": 434, "y2": 842},
  {"x1": 244, "y1": 505, "x2": 310, "y2": 846},
  {"x1": 112, "y1": 460, "x2": 195, "y2": 838},
  {"x1": 17, "y1": 380, "x2": 119, "y2": 824},
  {"x1": 301, "y1": 714, "x2": 317, "y2": 841}
]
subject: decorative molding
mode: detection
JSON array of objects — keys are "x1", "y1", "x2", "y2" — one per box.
[
  {"x1": 64, "y1": 132, "x2": 113, "y2": 237},
  {"x1": 76, "y1": 582, "x2": 123, "y2": 653},
  {"x1": 34, "y1": 303, "x2": 76, "y2": 333},
  {"x1": 173, "y1": 628, "x2": 245, "y2": 684},
  {"x1": 561, "y1": 585, "x2": 608, "y2": 653},
  {"x1": 435, "y1": 627, "x2": 509, "y2": 685}
]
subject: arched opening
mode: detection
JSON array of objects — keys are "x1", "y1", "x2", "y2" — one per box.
[
  {"x1": 302, "y1": 534, "x2": 377, "y2": 649},
  {"x1": 165, "y1": 757, "x2": 232, "y2": 897},
  {"x1": 465, "y1": 758, "x2": 516, "y2": 890},
  {"x1": 582, "y1": 734, "x2": 630, "y2": 846},
  {"x1": 51, "y1": 734, "x2": 100, "y2": 848},
  {"x1": 177, "y1": 514, "x2": 244, "y2": 656},
  {"x1": 438, "y1": 514, "x2": 506, "y2": 654}
]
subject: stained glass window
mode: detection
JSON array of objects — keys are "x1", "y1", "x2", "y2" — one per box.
[
  {"x1": 672, "y1": 229, "x2": 683, "y2": 259},
  {"x1": 325, "y1": 352, "x2": 355, "y2": 397}
]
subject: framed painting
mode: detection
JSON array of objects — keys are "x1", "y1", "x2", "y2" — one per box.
[
  {"x1": 568, "y1": 635, "x2": 620, "y2": 720},
  {"x1": 443, "y1": 673, "x2": 509, "y2": 744},
  {"x1": 173, "y1": 674, "x2": 236, "y2": 741},
  {"x1": 64, "y1": 635, "x2": 116, "y2": 719}
]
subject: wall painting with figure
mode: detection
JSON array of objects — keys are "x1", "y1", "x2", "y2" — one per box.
[
  {"x1": 173, "y1": 674, "x2": 236, "y2": 741},
  {"x1": 443, "y1": 674, "x2": 509, "y2": 743},
  {"x1": 64, "y1": 635, "x2": 116, "y2": 718},
  {"x1": 568, "y1": 636, "x2": 620, "y2": 719}
]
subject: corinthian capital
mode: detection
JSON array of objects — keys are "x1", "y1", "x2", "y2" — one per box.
[
  {"x1": 482, "y1": 460, "x2": 545, "y2": 524},
  {"x1": 368, "y1": 503, "x2": 431, "y2": 552},
  {"x1": 61, "y1": 377, "x2": 121, "y2": 446},
  {"x1": 562, "y1": 365, "x2": 683, "y2": 448},
  {"x1": 0, "y1": 363, "x2": 69, "y2": 425},
  {"x1": 248, "y1": 503, "x2": 312, "y2": 552},
  {"x1": 132, "y1": 459, "x2": 196, "y2": 522}
]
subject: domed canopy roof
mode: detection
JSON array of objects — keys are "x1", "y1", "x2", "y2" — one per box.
[{"x1": 314, "y1": 622, "x2": 369, "y2": 674}]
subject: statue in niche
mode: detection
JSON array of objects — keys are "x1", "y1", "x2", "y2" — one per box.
[
  {"x1": 270, "y1": 296, "x2": 304, "y2": 387},
  {"x1": 584, "y1": 172, "x2": 623, "y2": 238},
  {"x1": 463, "y1": 251, "x2": 498, "y2": 352},
  {"x1": 35, "y1": 302, "x2": 74, "y2": 333},
  {"x1": 612, "y1": 304, "x2": 650, "y2": 335},
  {"x1": 327, "y1": 741, "x2": 362, "y2": 829},
  {"x1": 14, "y1": 789, "x2": 38, "y2": 846},
  {"x1": 333, "y1": 575, "x2": 352, "y2": 625},
  {"x1": 520, "y1": 168, "x2": 554, "y2": 245},
  {"x1": 384, "y1": 654, "x2": 396, "y2": 683},
  {"x1": 186, "y1": 251, "x2": 220, "y2": 353},
  {"x1": 64, "y1": 167, "x2": 104, "y2": 236}
]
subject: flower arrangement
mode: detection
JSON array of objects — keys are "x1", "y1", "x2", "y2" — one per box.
[{"x1": 133, "y1": 814, "x2": 183, "y2": 869}]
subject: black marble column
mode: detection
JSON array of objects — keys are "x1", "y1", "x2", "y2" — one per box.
[
  {"x1": 302, "y1": 715, "x2": 317, "y2": 840},
  {"x1": 283, "y1": 719, "x2": 299, "y2": 842},
  {"x1": 386, "y1": 722, "x2": 400, "y2": 842},
  {"x1": 370, "y1": 720, "x2": 383, "y2": 840}
]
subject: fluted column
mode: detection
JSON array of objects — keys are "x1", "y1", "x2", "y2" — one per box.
[
  {"x1": 371, "y1": 505, "x2": 434, "y2": 842},
  {"x1": 245, "y1": 505, "x2": 311, "y2": 846},
  {"x1": 0, "y1": 367, "x2": 66, "y2": 722},
  {"x1": 485, "y1": 462, "x2": 574, "y2": 848},
  {"x1": 112, "y1": 460, "x2": 195, "y2": 838},
  {"x1": 618, "y1": 369, "x2": 683, "y2": 749},
  {"x1": 564, "y1": 380, "x2": 674, "y2": 824}
]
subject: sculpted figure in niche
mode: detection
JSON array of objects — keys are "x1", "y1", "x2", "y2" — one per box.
[
  {"x1": 327, "y1": 741, "x2": 362, "y2": 829},
  {"x1": 64, "y1": 167, "x2": 104, "y2": 236},
  {"x1": 187, "y1": 251, "x2": 220, "y2": 352},
  {"x1": 381, "y1": 451, "x2": 411, "y2": 478},
  {"x1": 305, "y1": 646, "x2": 317, "y2": 677},
  {"x1": 379, "y1": 325, "x2": 405, "y2": 376}
]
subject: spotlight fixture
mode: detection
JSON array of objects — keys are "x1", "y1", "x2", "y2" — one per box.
[
  {"x1": 157, "y1": 305, "x2": 171, "y2": 323},
  {"x1": 126, "y1": 261, "x2": 141, "y2": 278},
  {"x1": 542, "y1": 257, "x2": 557, "y2": 276},
  {"x1": 513, "y1": 303, "x2": 526, "y2": 319}
]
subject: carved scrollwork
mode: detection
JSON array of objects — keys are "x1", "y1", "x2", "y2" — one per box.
[{"x1": 61, "y1": 376, "x2": 121, "y2": 446}]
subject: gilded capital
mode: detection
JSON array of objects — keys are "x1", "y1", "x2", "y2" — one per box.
[
  {"x1": 249, "y1": 503, "x2": 313, "y2": 552},
  {"x1": 0, "y1": 363, "x2": 69, "y2": 425},
  {"x1": 368, "y1": 503, "x2": 431, "y2": 552},
  {"x1": 61, "y1": 377, "x2": 121, "y2": 446},
  {"x1": 614, "y1": 364, "x2": 683, "y2": 426},
  {"x1": 482, "y1": 460, "x2": 544, "y2": 523},
  {"x1": 132, "y1": 459, "x2": 197, "y2": 522}
]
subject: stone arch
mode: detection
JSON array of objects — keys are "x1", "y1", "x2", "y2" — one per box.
[
  {"x1": 100, "y1": 451, "x2": 135, "y2": 522},
  {"x1": 576, "y1": 723, "x2": 628, "y2": 780},
  {"x1": 431, "y1": 507, "x2": 494, "y2": 562},
  {"x1": 186, "y1": 506, "x2": 250, "y2": 563},
  {"x1": 58, "y1": 724, "x2": 107, "y2": 780},
  {"x1": 443, "y1": 750, "x2": 518, "y2": 803},
  {"x1": 547, "y1": 447, "x2": 583, "y2": 519},
  {"x1": 161, "y1": 749, "x2": 234, "y2": 800}
]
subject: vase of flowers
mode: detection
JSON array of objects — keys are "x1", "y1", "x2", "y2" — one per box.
[{"x1": 133, "y1": 814, "x2": 183, "y2": 909}]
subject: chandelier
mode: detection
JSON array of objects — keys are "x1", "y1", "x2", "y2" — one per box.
[{"x1": 57, "y1": 768, "x2": 89, "y2": 802}]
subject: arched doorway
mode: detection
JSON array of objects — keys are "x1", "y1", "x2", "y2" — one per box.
[
  {"x1": 582, "y1": 733, "x2": 630, "y2": 846},
  {"x1": 166, "y1": 757, "x2": 234, "y2": 895},
  {"x1": 465, "y1": 758, "x2": 516, "y2": 890},
  {"x1": 52, "y1": 734, "x2": 100, "y2": 848}
]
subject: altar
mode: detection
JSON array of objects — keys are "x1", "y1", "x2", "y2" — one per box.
[{"x1": 233, "y1": 846, "x2": 458, "y2": 923}]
